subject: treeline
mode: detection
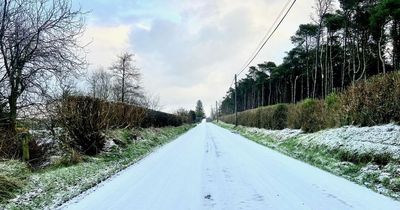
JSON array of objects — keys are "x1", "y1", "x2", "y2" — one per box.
[
  {"x1": 220, "y1": 72, "x2": 400, "y2": 132},
  {"x1": 174, "y1": 99, "x2": 207, "y2": 123},
  {"x1": 220, "y1": 0, "x2": 399, "y2": 115}
]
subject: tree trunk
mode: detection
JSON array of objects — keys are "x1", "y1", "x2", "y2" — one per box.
[
  {"x1": 8, "y1": 93, "x2": 18, "y2": 133},
  {"x1": 313, "y1": 26, "x2": 321, "y2": 99},
  {"x1": 342, "y1": 27, "x2": 347, "y2": 90},
  {"x1": 378, "y1": 27, "x2": 386, "y2": 74},
  {"x1": 294, "y1": 76, "x2": 299, "y2": 103},
  {"x1": 306, "y1": 38, "x2": 310, "y2": 98},
  {"x1": 329, "y1": 31, "x2": 334, "y2": 93},
  {"x1": 261, "y1": 83, "x2": 265, "y2": 106},
  {"x1": 268, "y1": 81, "x2": 272, "y2": 105},
  {"x1": 301, "y1": 75, "x2": 304, "y2": 101},
  {"x1": 320, "y1": 30, "x2": 325, "y2": 98}
]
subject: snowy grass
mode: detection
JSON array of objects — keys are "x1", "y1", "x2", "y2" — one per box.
[
  {"x1": 217, "y1": 122, "x2": 400, "y2": 200},
  {"x1": 0, "y1": 124, "x2": 194, "y2": 210},
  {"x1": 0, "y1": 160, "x2": 30, "y2": 202}
]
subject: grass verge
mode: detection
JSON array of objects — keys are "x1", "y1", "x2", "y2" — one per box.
[
  {"x1": 0, "y1": 124, "x2": 194, "y2": 209},
  {"x1": 216, "y1": 122, "x2": 400, "y2": 200}
]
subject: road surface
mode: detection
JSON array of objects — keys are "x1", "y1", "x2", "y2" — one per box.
[{"x1": 62, "y1": 122, "x2": 400, "y2": 210}]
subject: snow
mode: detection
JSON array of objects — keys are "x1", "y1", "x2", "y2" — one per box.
[
  {"x1": 60, "y1": 122, "x2": 400, "y2": 210},
  {"x1": 29, "y1": 128, "x2": 62, "y2": 157},
  {"x1": 246, "y1": 127, "x2": 303, "y2": 141},
  {"x1": 237, "y1": 123, "x2": 400, "y2": 160},
  {"x1": 297, "y1": 124, "x2": 400, "y2": 159}
]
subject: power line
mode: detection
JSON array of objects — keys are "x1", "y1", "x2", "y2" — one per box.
[
  {"x1": 237, "y1": 0, "x2": 293, "y2": 75},
  {"x1": 229, "y1": 0, "x2": 298, "y2": 125},
  {"x1": 237, "y1": 0, "x2": 297, "y2": 77}
]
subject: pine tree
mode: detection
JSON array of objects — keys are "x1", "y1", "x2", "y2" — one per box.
[{"x1": 195, "y1": 100, "x2": 205, "y2": 121}]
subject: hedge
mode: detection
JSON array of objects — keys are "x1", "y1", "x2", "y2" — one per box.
[
  {"x1": 341, "y1": 72, "x2": 400, "y2": 126},
  {"x1": 220, "y1": 72, "x2": 400, "y2": 133},
  {"x1": 60, "y1": 96, "x2": 183, "y2": 155}
]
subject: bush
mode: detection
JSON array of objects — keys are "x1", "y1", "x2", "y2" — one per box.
[
  {"x1": 259, "y1": 106, "x2": 274, "y2": 129},
  {"x1": 340, "y1": 72, "x2": 400, "y2": 126},
  {"x1": 0, "y1": 129, "x2": 19, "y2": 159},
  {"x1": 60, "y1": 97, "x2": 107, "y2": 155},
  {"x1": 324, "y1": 92, "x2": 341, "y2": 128},
  {"x1": 240, "y1": 109, "x2": 260, "y2": 127},
  {"x1": 287, "y1": 104, "x2": 301, "y2": 129},
  {"x1": 141, "y1": 110, "x2": 184, "y2": 128},
  {"x1": 272, "y1": 104, "x2": 288, "y2": 129},
  {"x1": 298, "y1": 99, "x2": 325, "y2": 133},
  {"x1": 220, "y1": 104, "x2": 288, "y2": 130}
]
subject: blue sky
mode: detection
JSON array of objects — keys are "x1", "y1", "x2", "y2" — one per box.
[{"x1": 76, "y1": 0, "x2": 317, "y2": 114}]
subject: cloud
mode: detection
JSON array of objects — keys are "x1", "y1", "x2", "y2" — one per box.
[
  {"x1": 81, "y1": 24, "x2": 132, "y2": 68},
  {"x1": 77, "y1": 0, "x2": 318, "y2": 115}
]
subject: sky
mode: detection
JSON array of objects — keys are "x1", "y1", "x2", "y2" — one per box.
[{"x1": 76, "y1": 0, "x2": 317, "y2": 115}]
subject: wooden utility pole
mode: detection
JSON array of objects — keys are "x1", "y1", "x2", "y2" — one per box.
[{"x1": 235, "y1": 74, "x2": 238, "y2": 127}]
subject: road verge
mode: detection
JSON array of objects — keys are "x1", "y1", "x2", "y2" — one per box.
[{"x1": 0, "y1": 124, "x2": 194, "y2": 210}]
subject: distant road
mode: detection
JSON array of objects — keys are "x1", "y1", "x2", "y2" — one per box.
[{"x1": 62, "y1": 122, "x2": 400, "y2": 210}]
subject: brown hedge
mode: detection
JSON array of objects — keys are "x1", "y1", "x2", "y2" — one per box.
[
  {"x1": 340, "y1": 72, "x2": 400, "y2": 126},
  {"x1": 220, "y1": 104, "x2": 289, "y2": 130},
  {"x1": 59, "y1": 96, "x2": 183, "y2": 155}
]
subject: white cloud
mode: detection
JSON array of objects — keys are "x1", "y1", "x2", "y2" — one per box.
[
  {"x1": 82, "y1": 24, "x2": 132, "y2": 68},
  {"x1": 80, "y1": 0, "x2": 319, "y2": 115}
]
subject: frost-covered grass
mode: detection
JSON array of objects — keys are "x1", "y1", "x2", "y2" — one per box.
[
  {"x1": 0, "y1": 160, "x2": 30, "y2": 202},
  {"x1": 0, "y1": 124, "x2": 193, "y2": 210},
  {"x1": 217, "y1": 121, "x2": 400, "y2": 200}
]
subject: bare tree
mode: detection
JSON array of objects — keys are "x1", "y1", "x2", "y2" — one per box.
[
  {"x1": 0, "y1": 0, "x2": 86, "y2": 132},
  {"x1": 109, "y1": 52, "x2": 141, "y2": 104},
  {"x1": 87, "y1": 68, "x2": 112, "y2": 100},
  {"x1": 140, "y1": 92, "x2": 162, "y2": 110}
]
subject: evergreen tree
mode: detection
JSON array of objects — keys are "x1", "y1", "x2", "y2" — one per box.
[
  {"x1": 195, "y1": 100, "x2": 205, "y2": 121},
  {"x1": 219, "y1": 0, "x2": 400, "y2": 115}
]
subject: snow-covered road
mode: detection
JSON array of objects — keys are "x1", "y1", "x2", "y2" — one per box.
[{"x1": 62, "y1": 122, "x2": 400, "y2": 210}]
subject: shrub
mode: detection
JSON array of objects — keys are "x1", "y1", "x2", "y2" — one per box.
[
  {"x1": 141, "y1": 110, "x2": 184, "y2": 128},
  {"x1": 299, "y1": 99, "x2": 325, "y2": 133},
  {"x1": 287, "y1": 103, "x2": 301, "y2": 129},
  {"x1": 243, "y1": 109, "x2": 260, "y2": 127},
  {"x1": 324, "y1": 92, "x2": 341, "y2": 128},
  {"x1": 60, "y1": 97, "x2": 107, "y2": 155},
  {"x1": 272, "y1": 104, "x2": 288, "y2": 129},
  {"x1": 220, "y1": 104, "x2": 288, "y2": 130},
  {"x1": 340, "y1": 72, "x2": 400, "y2": 126},
  {"x1": 259, "y1": 106, "x2": 274, "y2": 129},
  {"x1": 0, "y1": 129, "x2": 19, "y2": 159}
]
